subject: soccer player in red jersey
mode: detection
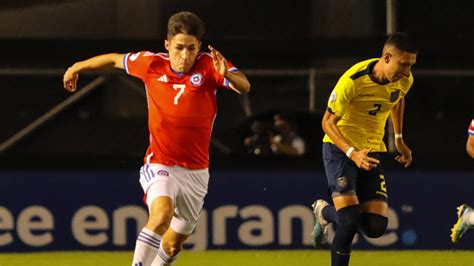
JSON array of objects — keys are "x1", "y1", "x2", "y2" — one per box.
[
  {"x1": 63, "y1": 11, "x2": 250, "y2": 266},
  {"x1": 450, "y1": 119, "x2": 474, "y2": 244},
  {"x1": 466, "y1": 119, "x2": 474, "y2": 158}
]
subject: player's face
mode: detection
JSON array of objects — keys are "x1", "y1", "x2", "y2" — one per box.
[
  {"x1": 384, "y1": 49, "x2": 417, "y2": 82},
  {"x1": 165, "y1": 33, "x2": 201, "y2": 73}
]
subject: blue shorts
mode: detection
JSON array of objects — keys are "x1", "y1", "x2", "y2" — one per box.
[{"x1": 322, "y1": 142, "x2": 388, "y2": 203}]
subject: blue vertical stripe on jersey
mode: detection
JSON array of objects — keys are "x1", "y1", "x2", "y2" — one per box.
[{"x1": 123, "y1": 53, "x2": 130, "y2": 74}]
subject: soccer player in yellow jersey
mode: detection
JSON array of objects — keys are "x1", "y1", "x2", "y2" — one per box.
[{"x1": 311, "y1": 32, "x2": 417, "y2": 266}]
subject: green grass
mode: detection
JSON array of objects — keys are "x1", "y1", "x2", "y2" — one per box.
[{"x1": 0, "y1": 250, "x2": 473, "y2": 266}]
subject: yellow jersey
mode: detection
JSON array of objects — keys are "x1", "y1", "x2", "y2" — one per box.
[{"x1": 323, "y1": 58, "x2": 414, "y2": 152}]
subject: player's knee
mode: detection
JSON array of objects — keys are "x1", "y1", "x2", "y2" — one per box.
[
  {"x1": 361, "y1": 213, "x2": 388, "y2": 238},
  {"x1": 147, "y1": 208, "x2": 173, "y2": 234},
  {"x1": 337, "y1": 205, "x2": 361, "y2": 230}
]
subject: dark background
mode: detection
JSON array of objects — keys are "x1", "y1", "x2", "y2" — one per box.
[{"x1": 0, "y1": 0, "x2": 473, "y2": 171}]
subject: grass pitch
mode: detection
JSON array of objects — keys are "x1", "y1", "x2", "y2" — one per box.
[{"x1": 0, "y1": 250, "x2": 473, "y2": 266}]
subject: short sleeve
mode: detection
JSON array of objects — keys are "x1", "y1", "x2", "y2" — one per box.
[
  {"x1": 213, "y1": 59, "x2": 239, "y2": 90},
  {"x1": 402, "y1": 72, "x2": 414, "y2": 97},
  {"x1": 407, "y1": 72, "x2": 414, "y2": 90},
  {"x1": 469, "y1": 119, "x2": 474, "y2": 135},
  {"x1": 123, "y1": 51, "x2": 155, "y2": 80},
  {"x1": 327, "y1": 75, "x2": 356, "y2": 117}
]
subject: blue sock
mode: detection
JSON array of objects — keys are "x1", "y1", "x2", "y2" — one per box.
[
  {"x1": 322, "y1": 204, "x2": 339, "y2": 224},
  {"x1": 361, "y1": 213, "x2": 388, "y2": 238},
  {"x1": 331, "y1": 205, "x2": 360, "y2": 266}
]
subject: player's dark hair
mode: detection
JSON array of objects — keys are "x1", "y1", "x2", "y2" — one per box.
[
  {"x1": 385, "y1": 32, "x2": 418, "y2": 54},
  {"x1": 167, "y1": 11, "x2": 205, "y2": 41}
]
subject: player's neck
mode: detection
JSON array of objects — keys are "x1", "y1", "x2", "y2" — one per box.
[
  {"x1": 370, "y1": 60, "x2": 390, "y2": 85},
  {"x1": 170, "y1": 66, "x2": 185, "y2": 76}
]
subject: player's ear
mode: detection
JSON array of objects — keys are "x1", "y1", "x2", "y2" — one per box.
[
  {"x1": 164, "y1": 39, "x2": 170, "y2": 51},
  {"x1": 198, "y1": 42, "x2": 201, "y2": 51},
  {"x1": 383, "y1": 52, "x2": 392, "y2": 64}
]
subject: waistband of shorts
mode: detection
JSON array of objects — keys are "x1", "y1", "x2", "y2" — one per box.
[
  {"x1": 323, "y1": 142, "x2": 386, "y2": 157},
  {"x1": 146, "y1": 163, "x2": 209, "y2": 174}
]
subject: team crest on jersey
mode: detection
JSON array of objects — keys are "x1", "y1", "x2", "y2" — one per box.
[
  {"x1": 337, "y1": 176, "x2": 348, "y2": 189},
  {"x1": 190, "y1": 73, "x2": 204, "y2": 87},
  {"x1": 330, "y1": 91, "x2": 337, "y2": 102},
  {"x1": 157, "y1": 170, "x2": 169, "y2": 176},
  {"x1": 390, "y1": 90, "x2": 400, "y2": 102}
]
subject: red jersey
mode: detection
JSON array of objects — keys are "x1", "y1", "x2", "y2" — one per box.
[
  {"x1": 469, "y1": 119, "x2": 474, "y2": 136},
  {"x1": 124, "y1": 51, "x2": 237, "y2": 169}
]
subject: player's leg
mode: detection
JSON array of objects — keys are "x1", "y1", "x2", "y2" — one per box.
[
  {"x1": 147, "y1": 196, "x2": 175, "y2": 234},
  {"x1": 451, "y1": 204, "x2": 474, "y2": 243},
  {"x1": 330, "y1": 193, "x2": 361, "y2": 266},
  {"x1": 132, "y1": 165, "x2": 177, "y2": 266},
  {"x1": 313, "y1": 143, "x2": 350, "y2": 244},
  {"x1": 152, "y1": 167, "x2": 209, "y2": 266},
  {"x1": 357, "y1": 158, "x2": 389, "y2": 238},
  {"x1": 133, "y1": 195, "x2": 174, "y2": 266},
  {"x1": 314, "y1": 143, "x2": 361, "y2": 266},
  {"x1": 153, "y1": 228, "x2": 189, "y2": 266},
  {"x1": 314, "y1": 142, "x2": 359, "y2": 228},
  {"x1": 359, "y1": 200, "x2": 388, "y2": 238},
  {"x1": 314, "y1": 193, "x2": 359, "y2": 228}
]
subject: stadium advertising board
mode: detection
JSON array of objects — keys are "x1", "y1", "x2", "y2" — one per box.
[{"x1": 0, "y1": 171, "x2": 472, "y2": 251}]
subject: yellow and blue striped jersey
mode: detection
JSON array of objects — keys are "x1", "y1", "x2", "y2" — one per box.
[{"x1": 323, "y1": 58, "x2": 414, "y2": 152}]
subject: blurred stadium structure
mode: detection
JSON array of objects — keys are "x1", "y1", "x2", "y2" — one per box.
[
  {"x1": 0, "y1": 0, "x2": 473, "y2": 253},
  {"x1": 1, "y1": 64, "x2": 472, "y2": 170},
  {"x1": 0, "y1": 0, "x2": 473, "y2": 170}
]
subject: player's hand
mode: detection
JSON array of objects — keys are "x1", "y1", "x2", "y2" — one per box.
[
  {"x1": 350, "y1": 148, "x2": 380, "y2": 171},
  {"x1": 63, "y1": 65, "x2": 79, "y2": 92},
  {"x1": 394, "y1": 138, "x2": 412, "y2": 168},
  {"x1": 208, "y1": 45, "x2": 228, "y2": 77}
]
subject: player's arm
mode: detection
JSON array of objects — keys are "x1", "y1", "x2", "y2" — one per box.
[
  {"x1": 322, "y1": 111, "x2": 380, "y2": 170},
  {"x1": 467, "y1": 135, "x2": 474, "y2": 159},
  {"x1": 208, "y1": 45, "x2": 250, "y2": 94},
  {"x1": 63, "y1": 53, "x2": 125, "y2": 92},
  {"x1": 390, "y1": 98, "x2": 413, "y2": 167},
  {"x1": 225, "y1": 70, "x2": 251, "y2": 94}
]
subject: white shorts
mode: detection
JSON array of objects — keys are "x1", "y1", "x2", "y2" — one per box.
[{"x1": 139, "y1": 163, "x2": 209, "y2": 235}]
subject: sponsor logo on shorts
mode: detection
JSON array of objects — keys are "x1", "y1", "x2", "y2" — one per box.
[
  {"x1": 337, "y1": 176, "x2": 347, "y2": 189},
  {"x1": 157, "y1": 170, "x2": 169, "y2": 176}
]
